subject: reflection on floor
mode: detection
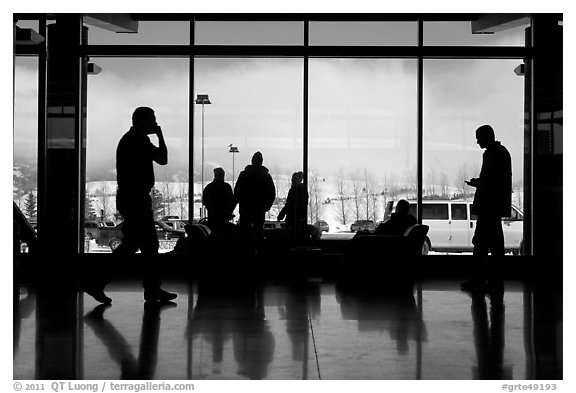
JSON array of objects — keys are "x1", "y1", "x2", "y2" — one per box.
[{"x1": 14, "y1": 279, "x2": 562, "y2": 380}]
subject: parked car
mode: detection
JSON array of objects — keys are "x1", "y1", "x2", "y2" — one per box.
[
  {"x1": 384, "y1": 200, "x2": 524, "y2": 254},
  {"x1": 85, "y1": 221, "x2": 101, "y2": 240},
  {"x1": 350, "y1": 220, "x2": 376, "y2": 233},
  {"x1": 85, "y1": 220, "x2": 117, "y2": 240},
  {"x1": 264, "y1": 220, "x2": 286, "y2": 231},
  {"x1": 313, "y1": 220, "x2": 329, "y2": 232},
  {"x1": 95, "y1": 220, "x2": 185, "y2": 250}
]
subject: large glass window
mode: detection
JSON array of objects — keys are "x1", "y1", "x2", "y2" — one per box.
[
  {"x1": 193, "y1": 58, "x2": 303, "y2": 221},
  {"x1": 14, "y1": 57, "x2": 39, "y2": 224},
  {"x1": 309, "y1": 59, "x2": 417, "y2": 234},
  {"x1": 85, "y1": 57, "x2": 189, "y2": 253},
  {"x1": 423, "y1": 59, "x2": 525, "y2": 254}
]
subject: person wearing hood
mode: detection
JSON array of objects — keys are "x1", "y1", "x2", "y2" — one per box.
[
  {"x1": 278, "y1": 171, "x2": 309, "y2": 242},
  {"x1": 233, "y1": 151, "x2": 276, "y2": 240},
  {"x1": 462, "y1": 124, "x2": 512, "y2": 295}
]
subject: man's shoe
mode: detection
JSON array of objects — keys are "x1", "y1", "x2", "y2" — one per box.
[
  {"x1": 85, "y1": 288, "x2": 112, "y2": 305},
  {"x1": 144, "y1": 288, "x2": 177, "y2": 303}
]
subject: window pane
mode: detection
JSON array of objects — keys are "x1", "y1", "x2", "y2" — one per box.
[
  {"x1": 85, "y1": 20, "x2": 190, "y2": 45},
  {"x1": 424, "y1": 20, "x2": 528, "y2": 46},
  {"x1": 85, "y1": 58, "x2": 189, "y2": 253},
  {"x1": 424, "y1": 59, "x2": 524, "y2": 254},
  {"x1": 14, "y1": 57, "x2": 39, "y2": 226},
  {"x1": 310, "y1": 22, "x2": 417, "y2": 46},
  {"x1": 422, "y1": 204, "x2": 448, "y2": 220},
  {"x1": 451, "y1": 204, "x2": 467, "y2": 220},
  {"x1": 193, "y1": 58, "x2": 303, "y2": 221},
  {"x1": 195, "y1": 21, "x2": 304, "y2": 45},
  {"x1": 309, "y1": 59, "x2": 417, "y2": 233}
]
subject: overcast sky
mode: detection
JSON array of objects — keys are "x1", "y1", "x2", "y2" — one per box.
[{"x1": 14, "y1": 18, "x2": 527, "y2": 190}]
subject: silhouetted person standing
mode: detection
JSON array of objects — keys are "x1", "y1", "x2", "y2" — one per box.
[
  {"x1": 202, "y1": 167, "x2": 234, "y2": 234},
  {"x1": 462, "y1": 125, "x2": 512, "y2": 294},
  {"x1": 233, "y1": 152, "x2": 276, "y2": 241},
  {"x1": 86, "y1": 107, "x2": 177, "y2": 304},
  {"x1": 374, "y1": 199, "x2": 417, "y2": 236},
  {"x1": 278, "y1": 171, "x2": 308, "y2": 241}
]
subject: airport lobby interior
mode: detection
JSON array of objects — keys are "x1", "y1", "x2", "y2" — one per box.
[{"x1": 13, "y1": 13, "x2": 562, "y2": 381}]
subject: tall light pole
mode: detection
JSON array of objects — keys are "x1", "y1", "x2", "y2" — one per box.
[
  {"x1": 229, "y1": 144, "x2": 239, "y2": 188},
  {"x1": 195, "y1": 94, "x2": 211, "y2": 218}
]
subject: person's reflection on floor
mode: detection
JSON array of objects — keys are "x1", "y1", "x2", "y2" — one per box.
[
  {"x1": 84, "y1": 302, "x2": 176, "y2": 380},
  {"x1": 277, "y1": 282, "x2": 321, "y2": 366},
  {"x1": 336, "y1": 285, "x2": 427, "y2": 356},
  {"x1": 468, "y1": 291, "x2": 513, "y2": 379},
  {"x1": 189, "y1": 281, "x2": 275, "y2": 380}
]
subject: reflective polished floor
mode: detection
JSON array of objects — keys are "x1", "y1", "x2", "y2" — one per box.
[{"x1": 14, "y1": 279, "x2": 562, "y2": 380}]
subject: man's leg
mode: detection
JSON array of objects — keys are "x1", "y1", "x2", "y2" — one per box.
[
  {"x1": 462, "y1": 215, "x2": 489, "y2": 291},
  {"x1": 486, "y1": 215, "x2": 505, "y2": 295},
  {"x1": 138, "y1": 200, "x2": 176, "y2": 302},
  {"x1": 253, "y1": 213, "x2": 266, "y2": 243}
]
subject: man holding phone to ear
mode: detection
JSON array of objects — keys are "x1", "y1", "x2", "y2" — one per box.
[
  {"x1": 461, "y1": 124, "x2": 512, "y2": 295},
  {"x1": 86, "y1": 106, "x2": 177, "y2": 304}
]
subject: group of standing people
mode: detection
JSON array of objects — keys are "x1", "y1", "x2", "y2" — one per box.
[
  {"x1": 202, "y1": 151, "x2": 278, "y2": 239},
  {"x1": 203, "y1": 152, "x2": 310, "y2": 241},
  {"x1": 85, "y1": 106, "x2": 511, "y2": 305}
]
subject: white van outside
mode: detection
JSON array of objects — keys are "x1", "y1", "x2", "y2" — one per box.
[{"x1": 384, "y1": 200, "x2": 524, "y2": 255}]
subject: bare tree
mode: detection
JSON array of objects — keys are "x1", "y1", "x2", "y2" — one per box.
[
  {"x1": 94, "y1": 182, "x2": 114, "y2": 221},
  {"x1": 403, "y1": 168, "x2": 417, "y2": 200},
  {"x1": 362, "y1": 169, "x2": 378, "y2": 222},
  {"x1": 426, "y1": 167, "x2": 438, "y2": 197},
  {"x1": 454, "y1": 163, "x2": 474, "y2": 200},
  {"x1": 308, "y1": 170, "x2": 323, "y2": 223},
  {"x1": 351, "y1": 170, "x2": 363, "y2": 221},
  {"x1": 161, "y1": 181, "x2": 176, "y2": 217},
  {"x1": 439, "y1": 171, "x2": 450, "y2": 199},
  {"x1": 174, "y1": 171, "x2": 189, "y2": 220},
  {"x1": 334, "y1": 167, "x2": 350, "y2": 225}
]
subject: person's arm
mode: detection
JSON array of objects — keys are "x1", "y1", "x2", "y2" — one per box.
[
  {"x1": 152, "y1": 125, "x2": 168, "y2": 165},
  {"x1": 202, "y1": 184, "x2": 209, "y2": 207},
  {"x1": 465, "y1": 178, "x2": 480, "y2": 187}
]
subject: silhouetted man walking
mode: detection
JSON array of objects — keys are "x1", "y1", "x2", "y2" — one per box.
[
  {"x1": 233, "y1": 152, "x2": 276, "y2": 241},
  {"x1": 462, "y1": 125, "x2": 512, "y2": 295},
  {"x1": 202, "y1": 167, "x2": 234, "y2": 234},
  {"x1": 86, "y1": 107, "x2": 177, "y2": 304}
]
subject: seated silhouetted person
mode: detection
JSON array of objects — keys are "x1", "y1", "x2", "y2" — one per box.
[
  {"x1": 374, "y1": 199, "x2": 417, "y2": 236},
  {"x1": 202, "y1": 167, "x2": 235, "y2": 235},
  {"x1": 277, "y1": 171, "x2": 308, "y2": 242},
  {"x1": 171, "y1": 223, "x2": 210, "y2": 254}
]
